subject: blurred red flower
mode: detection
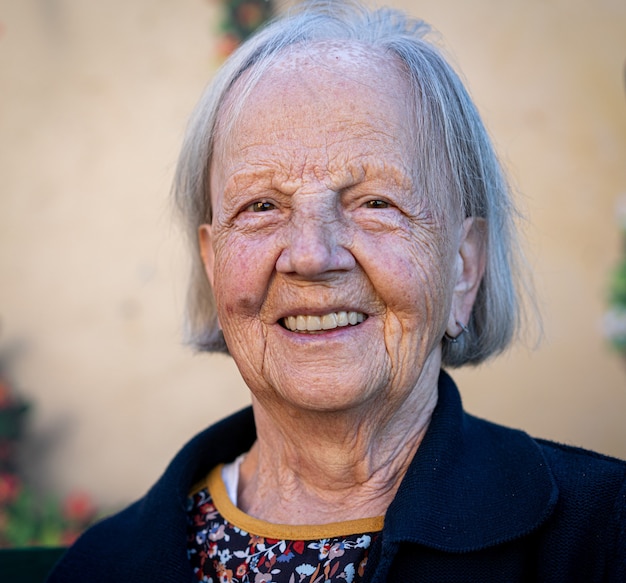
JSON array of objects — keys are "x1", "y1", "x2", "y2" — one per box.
[
  {"x1": 0, "y1": 472, "x2": 20, "y2": 504},
  {"x1": 0, "y1": 380, "x2": 13, "y2": 409},
  {"x1": 62, "y1": 491, "x2": 96, "y2": 522}
]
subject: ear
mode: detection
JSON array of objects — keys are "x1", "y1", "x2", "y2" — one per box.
[
  {"x1": 198, "y1": 224, "x2": 216, "y2": 288},
  {"x1": 446, "y1": 218, "x2": 487, "y2": 336}
]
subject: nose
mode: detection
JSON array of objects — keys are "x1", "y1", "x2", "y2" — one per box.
[{"x1": 275, "y1": 206, "x2": 355, "y2": 278}]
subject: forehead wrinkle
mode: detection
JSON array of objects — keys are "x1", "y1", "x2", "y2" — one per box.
[
  {"x1": 277, "y1": 127, "x2": 414, "y2": 190},
  {"x1": 222, "y1": 152, "x2": 416, "y2": 200},
  {"x1": 325, "y1": 153, "x2": 415, "y2": 194}
]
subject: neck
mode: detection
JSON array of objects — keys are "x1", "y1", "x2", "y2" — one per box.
[{"x1": 237, "y1": 367, "x2": 440, "y2": 525}]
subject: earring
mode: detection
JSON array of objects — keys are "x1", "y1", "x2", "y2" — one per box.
[{"x1": 444, "y1": 320, "x2": 469, "y2": 343}]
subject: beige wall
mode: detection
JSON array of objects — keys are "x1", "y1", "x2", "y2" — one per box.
[{"x1": 1, "y1": 0, "x2": 625, "y2": 507}]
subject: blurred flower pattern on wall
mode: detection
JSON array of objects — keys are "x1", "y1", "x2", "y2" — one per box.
[
  {"x1": 0, "y1": 341, "x2": 103, "y2": 548},
  {"x1": 215, "y1": 0, "x2": 273, "y2": 57},
  {"x1": 604, "y1": 193, "x2": 626, "y2": 356}
]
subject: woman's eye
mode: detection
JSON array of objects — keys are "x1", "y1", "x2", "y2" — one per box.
[
  {"x1": 364, "y1": 199, "x2": 389, "y2": 209},
  {"x1": 247, "y1": 200, "x2": 276, "y2": 212}
]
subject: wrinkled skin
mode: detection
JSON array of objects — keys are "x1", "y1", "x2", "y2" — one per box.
[{"x1": 199, "y1": 43, "x2": 485, "y2": 523}]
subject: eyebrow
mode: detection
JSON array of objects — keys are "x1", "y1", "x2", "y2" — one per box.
[{"x1": 326, "y1": 157, "x2": 415, "y2": 194}]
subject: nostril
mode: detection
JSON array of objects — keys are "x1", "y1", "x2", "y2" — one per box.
[
  {"x1": 275, "y1": 241, "x2": 334, "y2": 276},
  {"x1": 275, "y1": 234, "x2": 356, "y2": 277}
]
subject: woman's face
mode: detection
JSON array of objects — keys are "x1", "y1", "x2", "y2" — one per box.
[{"x1": 201, "y1": 44, "x2": 477, "y2": 416}]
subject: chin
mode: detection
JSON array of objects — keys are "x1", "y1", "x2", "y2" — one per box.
[{"x1": 261, "y1": 369, "x2": 387, "y2": 415}]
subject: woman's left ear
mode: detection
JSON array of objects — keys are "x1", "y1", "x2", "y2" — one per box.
[{"x1": 447, "y1": 218, "x2": 487, "y2": 334}]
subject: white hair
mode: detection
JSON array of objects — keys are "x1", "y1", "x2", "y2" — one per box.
[{"x1": 174, "y1": 0, "x2": 528, "y2": 367}]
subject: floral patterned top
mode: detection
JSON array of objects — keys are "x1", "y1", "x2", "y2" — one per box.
[{"x1": 186, "y1": 465, "x2": 383, "y2": 582}]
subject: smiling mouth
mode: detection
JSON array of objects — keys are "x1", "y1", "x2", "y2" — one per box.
[{"x1": 282, "y1": 311, "x2": 367, "y2": 333}]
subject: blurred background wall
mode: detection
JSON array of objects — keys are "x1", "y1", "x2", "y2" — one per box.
[{"x1": 0, "y1": 0, "x2": 625, "y2": 509}]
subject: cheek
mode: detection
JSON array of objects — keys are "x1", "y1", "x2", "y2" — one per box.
[
  {"x1": 212, "y1": 234, "x2": 276, "y2": 318},
  {"x1": 363, "y1": 233, "x2": 453, "y2": 322}
]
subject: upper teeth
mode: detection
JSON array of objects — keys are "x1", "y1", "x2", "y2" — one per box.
[{"x1": 283, "y1": 311, "x2": 366, "y2": 332}]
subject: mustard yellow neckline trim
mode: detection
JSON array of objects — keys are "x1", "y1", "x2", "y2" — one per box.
[{"x1": 204, "y1": 464, "x2": 385, "y2": 539}]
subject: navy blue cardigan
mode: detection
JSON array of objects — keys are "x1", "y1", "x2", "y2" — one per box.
[{"x1": 47, "y1": 371, "x2": 626, "y2": 581}]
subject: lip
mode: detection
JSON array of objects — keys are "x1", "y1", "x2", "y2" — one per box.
[{"x1": 275, "y1": 321, "x2": 370, "y2": 345}]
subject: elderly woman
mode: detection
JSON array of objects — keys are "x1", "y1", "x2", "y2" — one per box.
[{"x1": 48, "y1": 2, "x2": 625, "y2": 582}]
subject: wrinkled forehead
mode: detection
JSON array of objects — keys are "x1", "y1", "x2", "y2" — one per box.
[{"x1": 209, "y1": 41, "x2": 417, "y2": 198}]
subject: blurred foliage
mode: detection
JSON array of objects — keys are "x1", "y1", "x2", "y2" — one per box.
[
  {"x1": 215, "y1": 0, "x2": 273, "y2": 57},
  {"x1": 604, "y1": 69, "x2": 626, "y2": 355},
  {"x1": 609, "y1": 261, "x2": 626, "y2": 307},
  {"x1": 0, "y1": 346, "x2": 103, "y2": 548},
  {"x1": 604, "y1": 203, "x2": 626, "y2": 353}
]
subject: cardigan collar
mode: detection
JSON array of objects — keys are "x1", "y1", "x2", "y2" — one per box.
[{"x1": 382, "y1": 369, "x2": 558, "y2": 552}]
